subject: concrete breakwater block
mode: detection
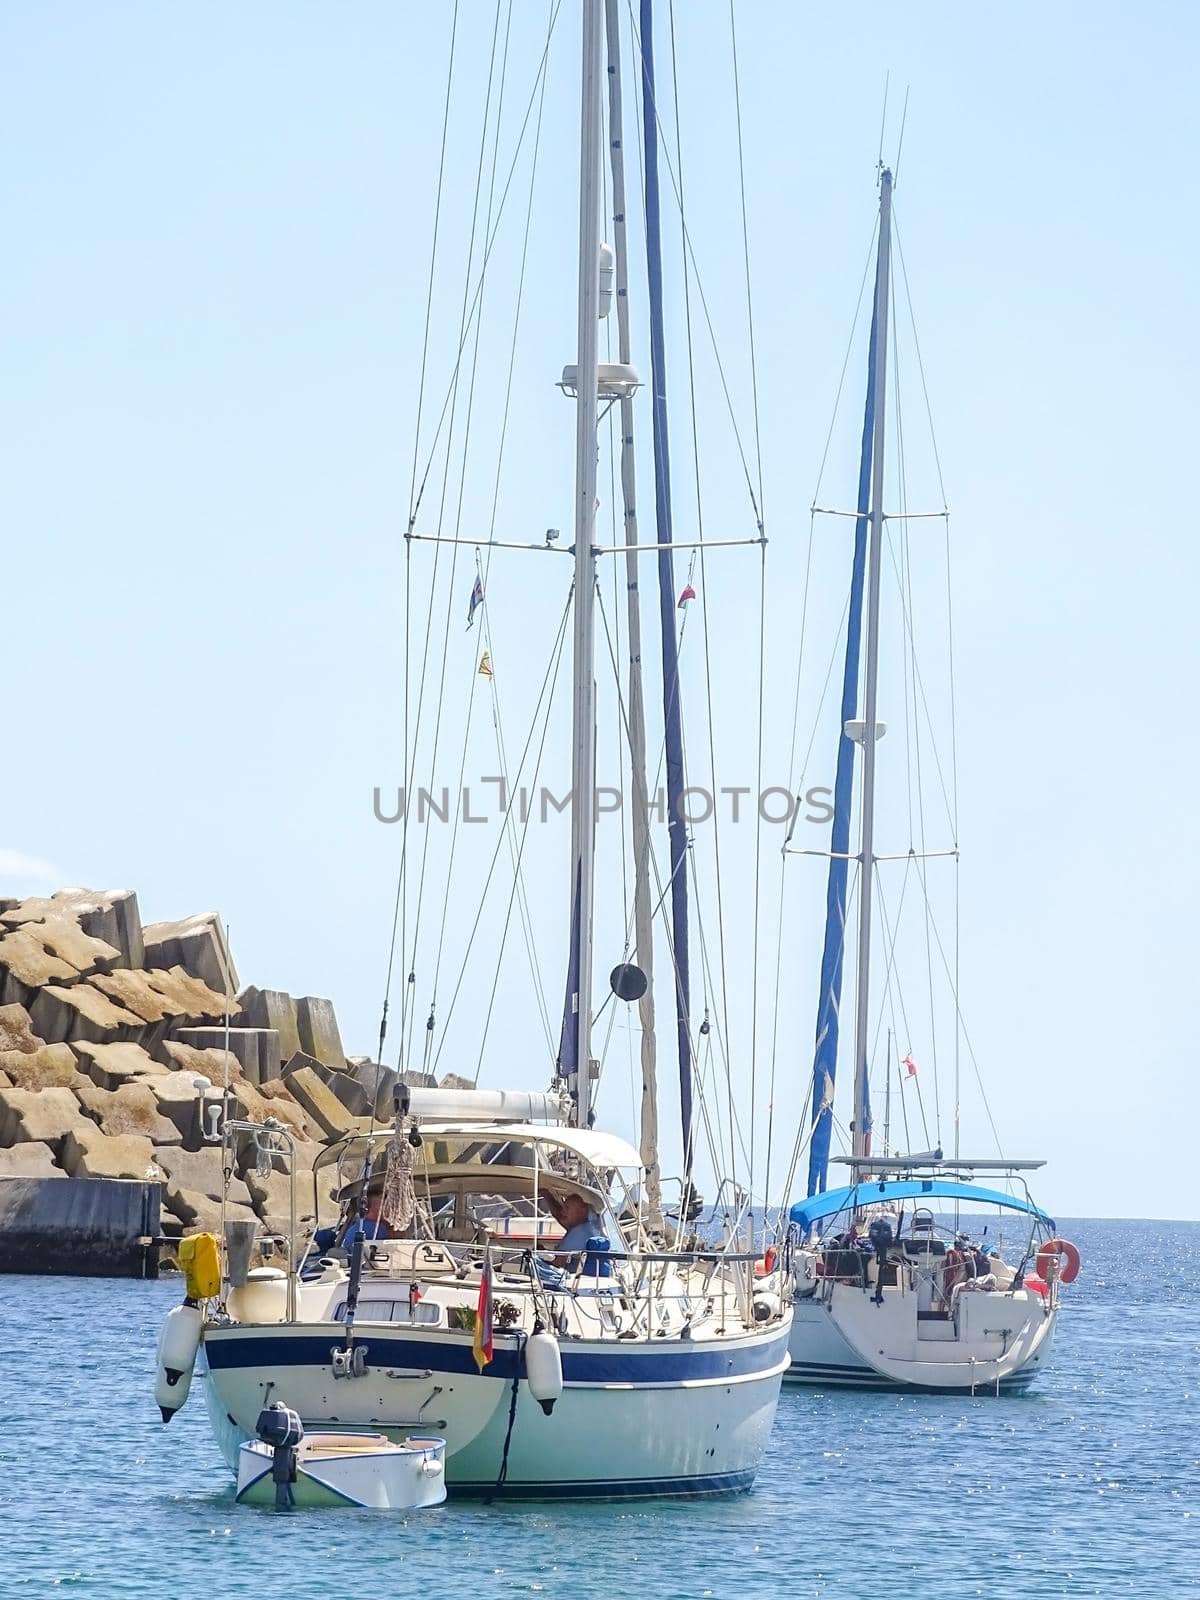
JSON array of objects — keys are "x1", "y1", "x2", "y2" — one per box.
[
  {"x1": 157, "y1": 1042, "x2": 312, "y2": 1145},
  {"x1": 143, "y1": 913, "x2": 237, "y2": 1000},
  {"x1": 91, "y1": 968, "x2": 195, "y2": 1025},
  {"x1": 234, "y1": 986, "x2": 302, "y2": 1062},
  {"x1": 347, "y1": 1054, "x2": 408, "y2": 1114},
  {"x1": 74, "y1": 1081, "x2": 182, "y2": 1147},
  {"x1": 162, "y1": 1185, "x2": 256, "y2": 1236},
  {"x1": 138, "y1": 1073, "x2": 207, "y2": 1147},
  {"x1": 296, "y1": 996, "x2": 345, "y2": 1070},
  {"x1": 240, "y1": 1164, "x2": 327, "y2": 1232},
  {"x1": 75, "y1": 1041, "x2": 165, "y2": 1091},
  {"x1": 0, "y1": 1086, "x2": 94, "y2": 1155},
  {"x1": 154, "y1": 1145, "x2": 253, "y2": 1207},
  {"x1": 169, "y1": 1026, "x2": 281, "y2": 1085},
  {"x1": 22, "y1": 916, "x2": 121, "y2": 978},
  {"x1": 30, "y1": 982, "x2": 145, "y2": 1045},
  {"x1": 283, "y1": 1065, "x2": 360, "y2": 1140},
  {"x1": 283, "y1": 1051, "x2": 373, "y2": 1118},
  {"x1": 148, "y1": 966, "x2": 231, "y2": 1019},
  {"x1": 0, "y1": 930, "x2": 79, "y2": 1001},
  {"x1": 0, "y1": 1043, "x2": 80, "y2": 1091},
  {"x1": 0, "y1": 1143, "x2": 65, "y2": 1179},
  {"x1": 0, "y1": 1003, "x2": 43, "y2": 1054},
  {"x1": 3, "y1": 889, "x2": 145, "y2": 972},
  {"x1": 59, "y1": 1126, "x2": 161, "y2": 1181},
  {"x1": 0, "y1": 1175, "x2": 160, "y2": 1276},
  {"x1": 0, "y1": 917, "x2": 121, "y2": 993}
]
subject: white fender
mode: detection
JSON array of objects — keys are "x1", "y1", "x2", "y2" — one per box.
[
  {"x1": 155, "y1": 1302, "x2": 203, "y2": 1423},
  {"x1": 525, "y1": 1329, "x2": 564, "y2": 1416}
]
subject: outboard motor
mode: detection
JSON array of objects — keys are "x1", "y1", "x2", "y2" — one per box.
[
  {"x1": 868, "y1": 1217, "x2": 895, "y2": 1306},
  {"x1": 255, "y1": 1402, "x2": 304, "y2": 1508}
]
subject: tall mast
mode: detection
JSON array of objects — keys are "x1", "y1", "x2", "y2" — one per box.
[
  {"x1": 851, "y1": 166, "x2": 893, "y2": 1162},
  {"x1": 604, "y1": 0, "x2": 662, "y2": 1217},
  {"x1": 561, "y1": 0, "x2": 605, "y2": 1129},
  {"x1": 638, "y1": 0, "x2": 694, "y2": 1180},
  {"x1": 804, "y1": 297, "x2": 877, "y2": 1198}
]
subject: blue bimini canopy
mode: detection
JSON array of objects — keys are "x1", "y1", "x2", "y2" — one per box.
[{"x1": 789, "y1": 1179, "x2": 1054, "y2": 1233}]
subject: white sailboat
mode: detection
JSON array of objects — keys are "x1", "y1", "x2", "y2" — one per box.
[
  {"x1": 156, "y1": 0, "x2": 791, "y2": 1496},
  {"x1": 782, "y1": 165, "x2": 1078, "y2": 1393}
]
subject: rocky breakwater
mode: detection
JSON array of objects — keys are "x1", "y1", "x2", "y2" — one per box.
[{"x1": 0, "y1": 886, "x2": 419, "y2": 1273}]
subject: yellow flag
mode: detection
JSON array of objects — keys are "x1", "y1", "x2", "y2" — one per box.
[{"x1": 478, "y1": 651, "x2": 493, "y2": 678}]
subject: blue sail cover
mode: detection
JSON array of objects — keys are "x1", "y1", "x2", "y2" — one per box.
[
  {"x1": 805, "y1": 300, "x2": 880, "y2": 1197},
  {"x1": 639, "y1": 0, "x2": 693, "y2": 1174},
  {"x1": 790, "y1": 1179, "x2": 1054, "y2": 1232}
]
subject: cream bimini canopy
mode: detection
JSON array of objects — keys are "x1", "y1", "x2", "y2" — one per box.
[{"x1": 312, "y1": 1122, "x2": 645, "y2": 1185}]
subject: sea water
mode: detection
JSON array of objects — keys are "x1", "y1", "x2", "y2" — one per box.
[{"x1": 2, "y1": 1218, "x2": 1195, "y2": 1599}]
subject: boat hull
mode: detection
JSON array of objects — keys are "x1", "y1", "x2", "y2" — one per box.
[
  {"x1": 203, "y1": 1321, "x2": 791, "y2": 1499},
  {"x1": 235, "y1": 1434, "x2": 446, "y2": 1509},
  {"x1": 784, "y1": 1289, "x2": 1054, "y2": 1392}
]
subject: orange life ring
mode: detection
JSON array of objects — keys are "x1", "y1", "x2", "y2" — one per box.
[
  {"x1": 1036, "y1": 1238, "x2": 1081, "y2": 1285},
  {"x1": 754, "y1": 1245, "x2": 778, "y2": 1278}
]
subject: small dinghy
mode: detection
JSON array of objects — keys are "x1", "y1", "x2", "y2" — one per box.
[{"x1": 236, "y1": 1404, "x2": 445, "y2": 1510}]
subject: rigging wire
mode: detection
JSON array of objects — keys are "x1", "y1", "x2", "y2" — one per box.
[
  {"x1": 407, "y1": 1, "x2": 564, "y2": 535},
  {"x1": 727, "y1": 0, "x2": 770, "y2": 1197},
  {"x1": 594, "y1": 582, "x2": 753, "y2": 1190},
  {"x1": 407, "y1": 1, "x2": 508, "y2": 1074},
  {"x1": 470, "y1": 599, "x2": 573, "y2": 1081},
  {"x1": 664, "y1": 0, "x2": 737, "y2": 1196},
  {"x1": 624, "y1": 0, "x2": 763, "y2": 531},
  {"x1": 405, "y1": 2, "x2": 460, "y2": 529},
  {"x1": 728, "y1": 0, "x2": 766, "y2": 533},
  {"x1": 889, "y1": 256, "x2": 941, "y2": 1144},
  {"x1": 877, "y1": 864, "x2": 929, "y2": 1148},
  {"x1": 894, "y1": 212, "x2": 961, "y2": 1157},
  {"x1": 378, "y1": 7, "x2": 460, "y2": 1078},
  {"x1": 765, "y1": 225, "x2": 878, "y2": 1203},
  {"x1": 428, "y1": 0, "x2": 554, "y2": 1027},
  {"x1": 477, "y1": 577, "x2": 556, "y2": 1054},
  {"x1": 432, "y1": 589, "x2": 574, "y2": 1074}
]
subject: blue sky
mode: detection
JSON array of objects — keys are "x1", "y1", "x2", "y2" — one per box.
[{"x1": 3, "y1": 2, "x2": 1197, "y2": 1220}]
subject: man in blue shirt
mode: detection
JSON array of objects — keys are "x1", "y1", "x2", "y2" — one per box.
[
  {"x1": 313, "y1": 1177, "x2": 394, "y2": 1255},
  {"x1": 547, "y1": 1190, "x2": 605, "y2": 1269}
]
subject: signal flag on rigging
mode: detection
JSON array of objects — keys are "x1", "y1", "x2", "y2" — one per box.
[
  {"x1": 467, "y1": 575, "x2": 484, "y2": 630},
  {"x1": 677, "y1": 583, "x2": 696, "y2": 608},
  {"x1": 478, "y1": 651, "x2": 493, "y2": 678},
  {"x1": 902, "y1": 1054, "x2": 918, "y2": 1078}
]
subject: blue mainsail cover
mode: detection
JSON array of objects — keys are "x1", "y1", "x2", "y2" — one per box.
[
  {"x1": 790, "y1": 1179, "x2": 1054, "y2": 1232},
  {"x1": 805, "y1": 299, "x2": 880, "y2": 1197}
]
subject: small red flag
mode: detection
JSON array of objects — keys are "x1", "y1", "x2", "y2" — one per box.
[
  {"x1": 677, "y1": 584, "x2": 696, "y2": 608},
  {"x1": 902, "y1": 1055, "x2": 918, "y2": 1078}
]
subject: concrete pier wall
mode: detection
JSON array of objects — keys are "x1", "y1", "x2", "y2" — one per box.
[{"x1": 0, "y1": 1175, "x2": 161, "y2": 1277}]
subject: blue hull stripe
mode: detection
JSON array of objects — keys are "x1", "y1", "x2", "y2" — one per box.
[
  {"x1": 784, "y1": 1358, "x2": 1037, "y2": 1393},
  {"x1": 447, "y1": 1469, "x2": 756, "y2": 1500},
  {"x1": 205, "y1": 1330, "x2": 789, "y2": 1385}
]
